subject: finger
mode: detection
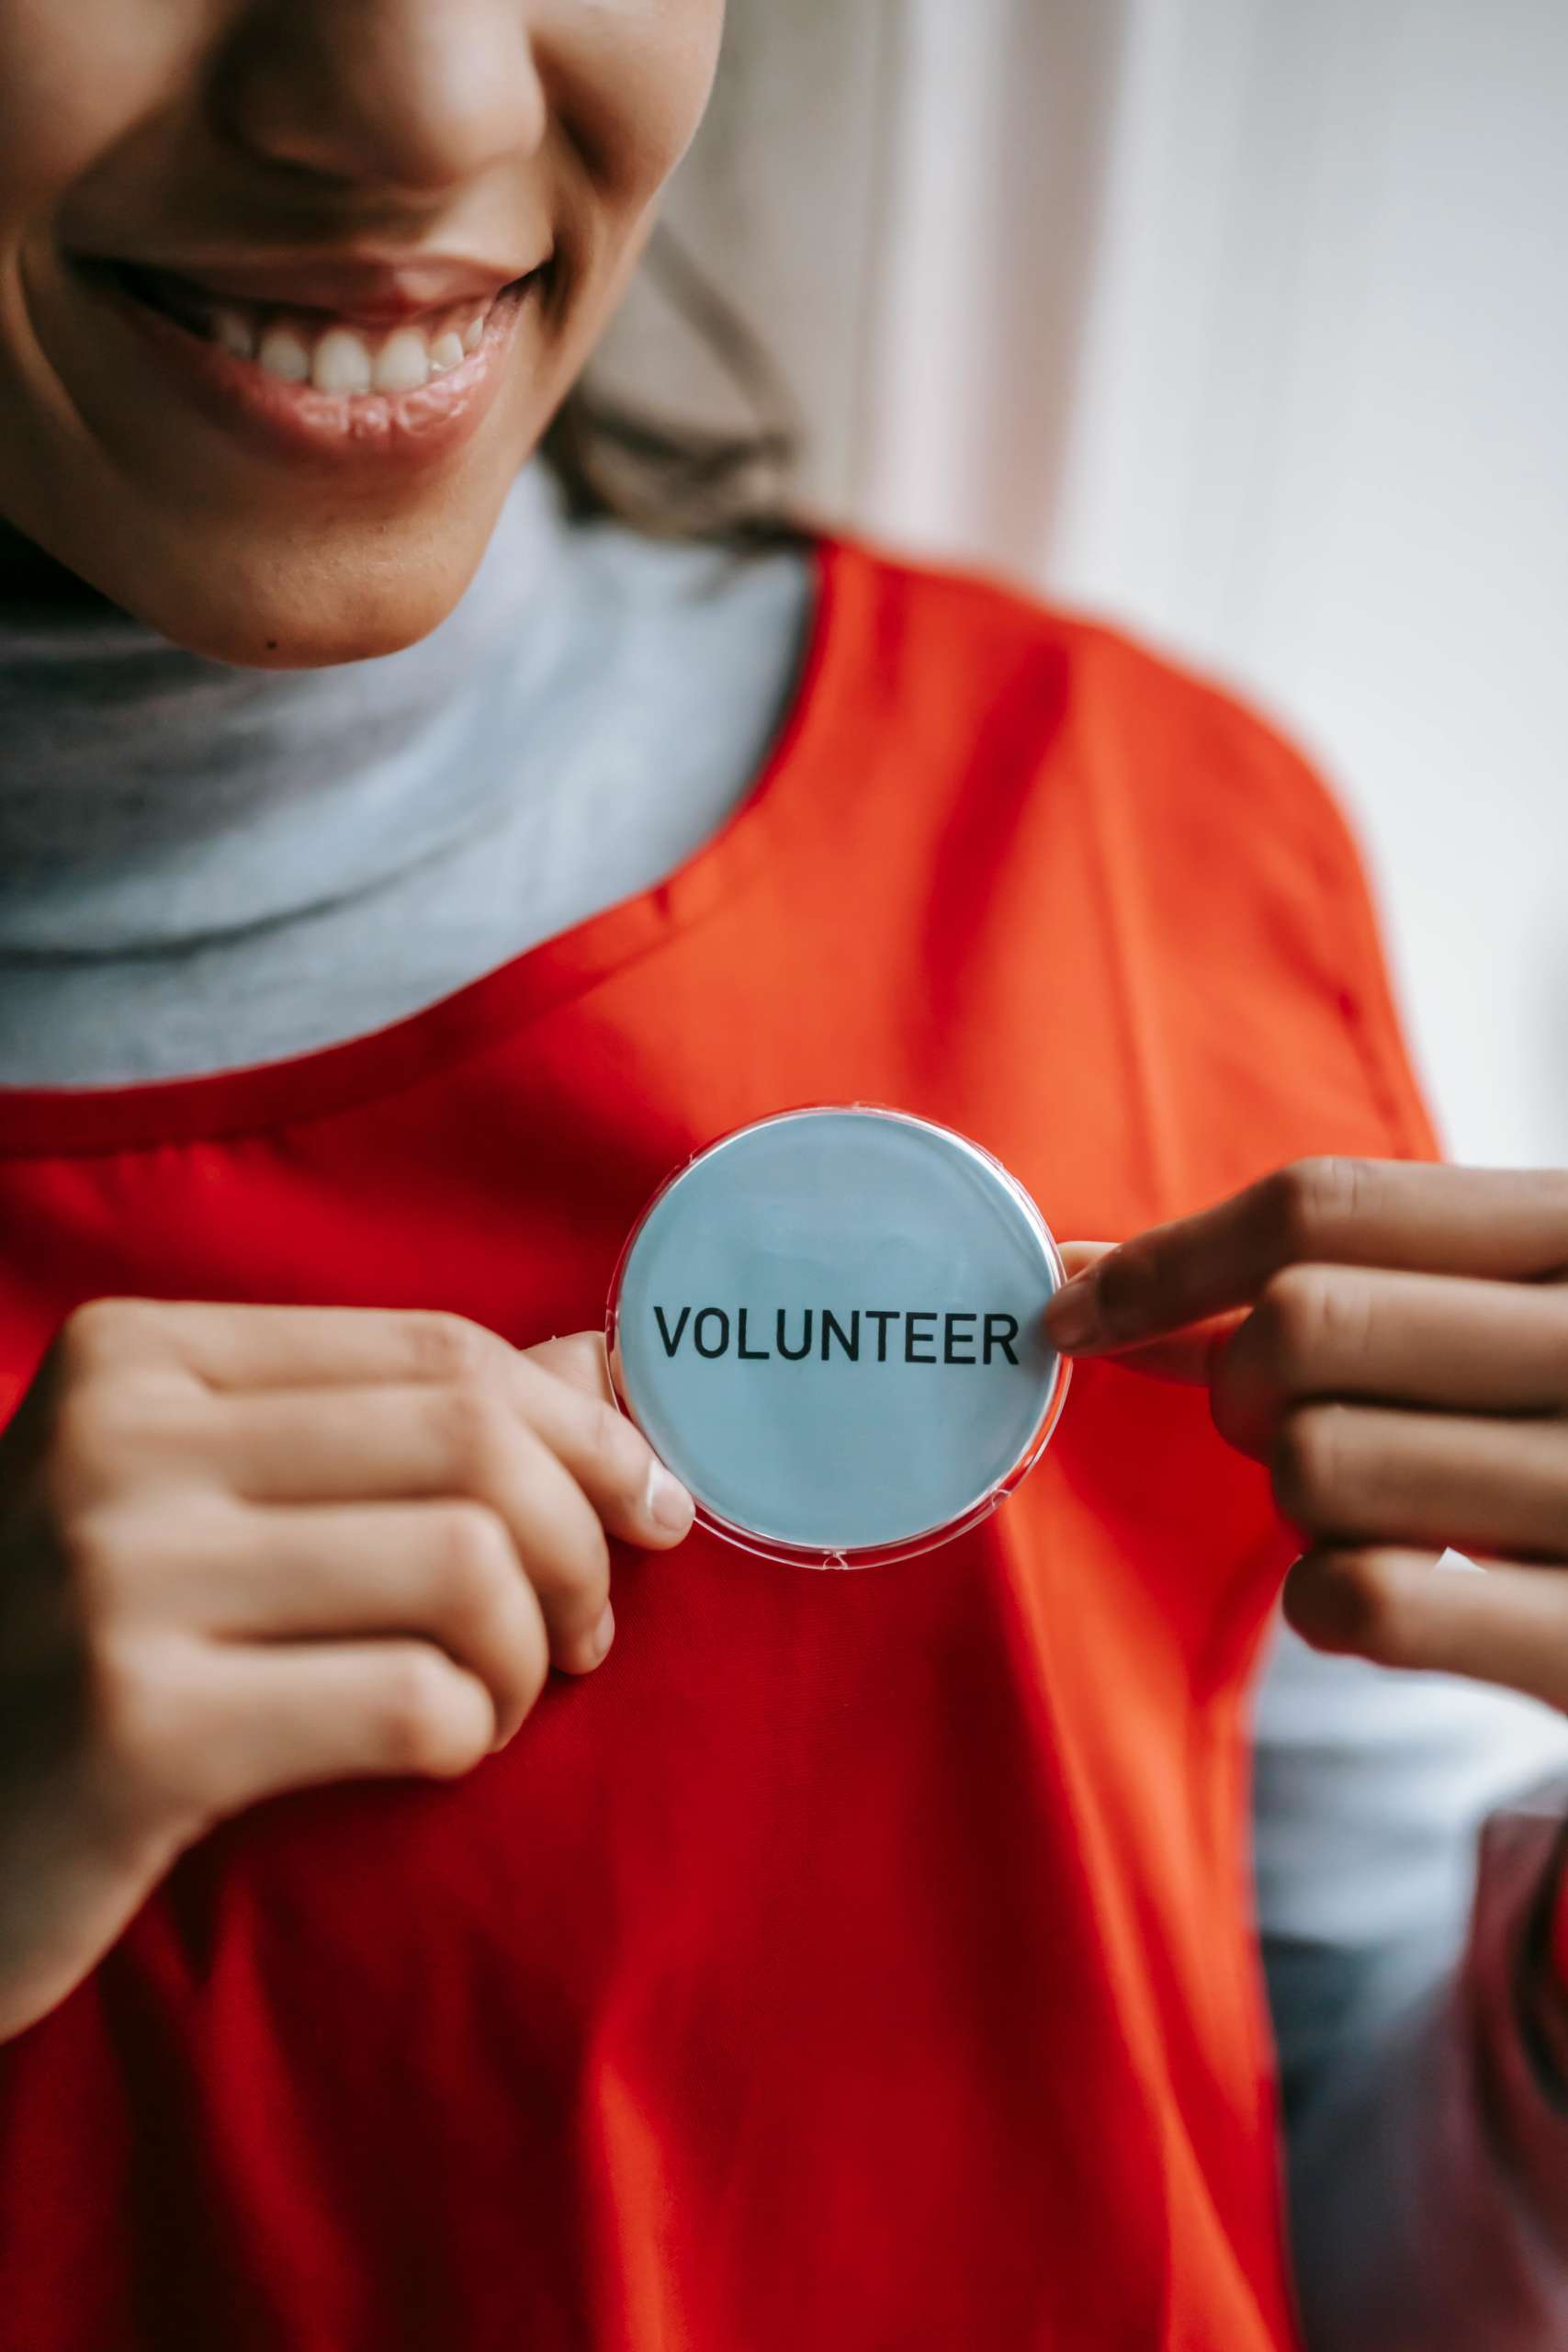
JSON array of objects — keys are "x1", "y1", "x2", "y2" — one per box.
[
  {"x1": 129, "y1": 1299, "x2": 694, "y2": 1557},
  {"x1": 209, "y1": 1352, "x2": 685, "y2": 1544},
  {"x1": 1062, "y1": 1318, "x2": 1244, "y2": 1385},
  {"x1": 1213, "y1": 1266, "x2": 1568, "y2": 1455},
  {"x1": 1057, "y1": 1242, "x2": 1117, "y2": 1281},
  {"x1": 206, "y1": 1386, "x2": 616, "y2": 1673},
  {"x1": 1044, "y1": 1161, "x2": 1568, "y2": 1356},
  {"x1": 1268, "y1": 1402, "x2": 1568, "y2": 1558},
  {"x1": 167, "y1": 1639, "x2": 503, "y2": 1814},
  {"x1": 444, "y1": 1431, "x2": 618, "y2": 1681},
  {"x1": 53, "y1": 1305, "x2": 693, "y2": 1555},
  {"x1": 54, "y1": 1297, "x2": 529, "y2": 1391},
  {"x1": 510, "y1": 1351, "x2": 694, "y2": 1549},
  {"x1": 1284, "y1": 1546, "x2": 1568, "y2": 1713},
  {"x1": 524, "y1": 1330, "x2": 614, "y2": 1401},
  {"x1": 1048, "y1": 1244, "x2": 1241, "y2": 1381},
  {"x1": 127, "y1": 1500, "x2": 552, "y2": 1742}
]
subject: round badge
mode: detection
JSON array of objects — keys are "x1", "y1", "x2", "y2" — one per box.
[{"x1": 606, "y1": 1106, "x2": 1070, "y2": 1567}]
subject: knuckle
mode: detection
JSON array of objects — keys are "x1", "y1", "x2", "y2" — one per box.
[
  {"x1": 1254, "y1": 1265, "x2": 1362, "y2": 1378},
  {"x1": 54, "y1": 1297, "x2": 146, "y2": 1377},
  {"x1": 1319, "y1": 1555, "x2": 1418, "y2": 1666},
  {"x1": 532, "y1": 1497, "x2": 610, "y2": 1608},
  {"x1": 83, "y1": 1634, "x2": 165, "y2": 1768},
  {"x1": 547, "y1": 1331, "x2": 608, "y2": 1393},
  {"x1": 55, "y1": 1509, "x2": 141, "y2": 1617},
  {"x1": 509, "y1": 1616, "x2": 551, "y2": 1717},
  {"x1": 580, "y1": 1396, "x2": 645, "y2": 1497},
  {"x1": 47, "y1": 1377, "x2": 146, "y2": 1495},
  {"x1": 435, "y1": 1379, "x2": 514, "y2": 1489},
  {"x1": 1251, "y1": 1268, "x2": 1322, "y2": 1372},
  {"x1": 1269, "y1": 1157, "x2": 1362, "y2": 1258},
  {"x1": 405, "y1": 1311, "x2": 494, "y2": 1386},
  {"x1": 431, "y1": 1505, "x2": 514, "y2": 1630},
  {"x1": 427, "y1": 1509, "x2": 551, "y2": 1727},
  {"x1": 83, "y1": 1640, "x2": 216, "y2": 1839},
  {"x1": 512, "y1": 1450, "x2": 610, "y2": 1619},
  {"x1": 41, "y1": 1375, "x2": 207, "y2": 1526},
  {"x1": 1271, "y1": 1405, "x2": 1347, "y2": 1527},
  {"x1": 374, "y1": 1649, "x2": 469, "y2": 1776}
]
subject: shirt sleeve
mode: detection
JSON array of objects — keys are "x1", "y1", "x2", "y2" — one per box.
[
  {"x1": 1255, "y1": 1625, "x2": 1568, "y2": 2349},
  {"x1": 1249, "y1": 749, "x2": 1568, "y2": 2347}
]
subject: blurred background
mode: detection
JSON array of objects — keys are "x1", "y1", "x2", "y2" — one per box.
[
  {"x1": 597, "y1": 0, "x2": 1568, "y2": 1871},
  {"x1": 602, "y1": 0, "x2": 1568, "y2": 1176}
]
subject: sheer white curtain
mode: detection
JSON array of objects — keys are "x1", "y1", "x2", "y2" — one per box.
[{"x1": 633, "y1": 0, "x2": 1568, "y2": 1172}]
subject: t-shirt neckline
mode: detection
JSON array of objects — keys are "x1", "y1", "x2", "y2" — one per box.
[{"x1": 0, "y1": 536, "x2": 848, "y2": 1162}]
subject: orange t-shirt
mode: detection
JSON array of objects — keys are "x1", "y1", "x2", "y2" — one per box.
[{"x1": 0, "y1": 540, "x2": 1437, "y2": 2351}]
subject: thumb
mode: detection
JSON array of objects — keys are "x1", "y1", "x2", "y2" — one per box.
[{"x1": 523, "y1": 1329, "x2": 616, "y2": 1406}]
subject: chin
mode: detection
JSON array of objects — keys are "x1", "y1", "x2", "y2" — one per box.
[
  {"x1": 142, "y1": 590, "x2": 468, "y2": 673},
  {"x1": 126, "y1": 515, "x2": 498, "y2": 671},
  {"x1": 220, "y1": 599, "x2": 466, "y2": 673}
]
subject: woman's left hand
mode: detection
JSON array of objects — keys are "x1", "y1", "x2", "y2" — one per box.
[{"x1": 1045, "y1": 1159, "x2": 1568, "y2": 1713}]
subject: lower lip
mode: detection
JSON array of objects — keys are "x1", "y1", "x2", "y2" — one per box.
[{"x1": 71, "y1": 260, "x2": 536, "y2": 474}]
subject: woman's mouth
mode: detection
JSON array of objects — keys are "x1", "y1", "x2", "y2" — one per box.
[
  {"x1": 65, "y1": 252, "x2": 541, "y2": 470},
  {"x1": 106, "y1": 258, "x2": 509, "y2": 392}
]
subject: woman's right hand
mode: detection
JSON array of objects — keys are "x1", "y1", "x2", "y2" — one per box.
[{"x1": 0, "y1": 1297, "x2": 694, "y2": 2042}]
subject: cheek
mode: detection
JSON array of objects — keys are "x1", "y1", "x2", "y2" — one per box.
[
  {"x1": 0, "y1": 3, "x2": 194, "y2": 214},
  {"x1": 539, "y1": 0, "x2": 725, "y2": 209}
]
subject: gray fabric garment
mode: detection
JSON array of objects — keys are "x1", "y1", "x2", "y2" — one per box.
[
  {"x1": 0, "y1": 464, "x2": 813, "y2": 1080},
  {"x1": 1254, "y1": 1623, "x2": 1568, "y2": 2347},
  {"x1": 2, "y1": 462, "x2": 1567, "y2": 2346},
  {"x1": 1284, "y1": 1778, "x2": 1568, "y2": 2350}
]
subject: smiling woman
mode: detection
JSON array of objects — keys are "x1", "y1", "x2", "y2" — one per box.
[
  {"x1": 0, "y1": 0, "x2": 725, "y2": 661},
  {"x1": 1, "y1": 8, "x2": 1567, "y2": 2352}
]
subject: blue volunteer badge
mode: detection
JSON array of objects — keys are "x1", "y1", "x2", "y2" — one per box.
[{"x1": 607, "y1": 1106, "x2": 1071, "y2": 1566}]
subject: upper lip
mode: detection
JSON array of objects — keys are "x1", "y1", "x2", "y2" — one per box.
[{"x1": 75, "y1": 250, "x2": 536, "y2": 322}]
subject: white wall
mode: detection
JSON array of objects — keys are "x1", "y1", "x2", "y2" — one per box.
[
  {"x1": 639, "y1": 0, "x2": 1568, "y2": 1169},
  {"x1": 1046, "y1": 0, "x2": 1568, "y2": 1173}
]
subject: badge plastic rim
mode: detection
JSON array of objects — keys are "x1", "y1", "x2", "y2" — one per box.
[{"x1": 605, "y1": 1102, "x2": 1073, "y2": 1571}]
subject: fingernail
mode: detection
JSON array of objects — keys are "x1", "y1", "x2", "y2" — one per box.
[
  {"x1": 1046, "y1": 1277, "x2": 1102, "y2": 1352},
  {"x1": 645, "y1": 1459, "x2": 695, "y2": 1535},
  {"x1": 591, "y1": 1603, "x2": 615, "y2": 1663}
]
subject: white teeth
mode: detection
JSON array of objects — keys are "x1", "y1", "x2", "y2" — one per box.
[
  {"x1": 372, "y1": 328, "x2": 432, "y2": 394},
  {"x1": 214, "y1": 307, "x2": 256, "y2": 359},
  {"x1": 311, "y1": 326, "x2": 374, "y2": 394},
  {"x1": 256, "y1": 326, "x2": 310, "y2": 384},
  {"x1": 222, "y1": 304, "x2": 489, "y2": 393}
]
